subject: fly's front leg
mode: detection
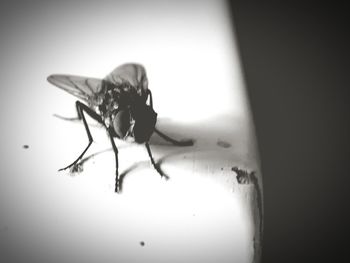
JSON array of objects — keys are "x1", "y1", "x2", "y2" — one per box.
[
  {"x1": 106, "y1": 128, "x2": 120, "y2": 193},
  {"x1": 154, "y1": 128, "x2": 194, "y2": 146},
  {"x1": 145, "y1": 142, "x2": 169, "y2": 180},
  {"x1": 59, "y1": 101, "x2": 102, "y2": 172}
]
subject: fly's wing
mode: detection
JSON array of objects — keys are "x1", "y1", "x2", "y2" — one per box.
[
  {"x1": 104, "y1": 63, "x2": 149, "y2": 100},
  {"x1": 47, "y1": 74, "x2": 104, "y2": 103}
]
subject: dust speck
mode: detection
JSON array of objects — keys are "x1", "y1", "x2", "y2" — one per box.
[
  {"x1": 140, "y1": 241, "x2": 145, "y2": 246},
  {"x1": 217, "y1": 139, "x2": 231, "y2": 148},
  {"x1": 22, "y1": 145, "x2": 29, "y2": 149}
]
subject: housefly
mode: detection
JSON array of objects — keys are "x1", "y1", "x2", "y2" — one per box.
[{"x1": 47, "y1": 63, "x2": 194, "y2": 192}]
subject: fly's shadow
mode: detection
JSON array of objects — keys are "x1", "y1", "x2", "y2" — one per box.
[
  {"x1": 59, "y1": 125, "x2": 192, "y2": 192},
  {"x1": 53, "y1": 113, "x2": 194, "y2": 192}
]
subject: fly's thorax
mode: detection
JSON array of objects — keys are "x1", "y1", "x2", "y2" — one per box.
[
  {"x1": 98, "y1": 84, "x2": 125, "y2": 121},
  {"x1": 105, "y1": 63, "x2": 149, "y2": 96},
  {"x1": 91, "y1": 93, "x2": 104, "y2": 106}
]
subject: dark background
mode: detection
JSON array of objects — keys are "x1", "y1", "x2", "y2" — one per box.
[{"x1": 229, "y1": 1, "x2": 349, "y2": 262}]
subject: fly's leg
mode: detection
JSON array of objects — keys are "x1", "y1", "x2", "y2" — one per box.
[
  {"x1": 154, "y1": 128, "x2": 194, "y2": 146},
  {"x1": 53, "y1": 102, "x2": 83, "y2": 122},
  {"x1": 147, "y1": 90, "x2": 153, "y2": 108},
  {"x1": 53, "y1": 114, "x2": 80, "y2": 122},
  {"x1": 147, "y1": 90, "x2": 194, "y2": 146},
  {"x1": 106, "y1": 128, "x2": 120, "y2": 193},
  {"x1": 59, "y1": 101, "x2": 102, "y2": 172},
  {"x1": 145, "y1": 142, "x2": 169, "y2": 180}
]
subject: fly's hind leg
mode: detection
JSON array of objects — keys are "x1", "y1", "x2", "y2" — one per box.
[
  {"x1": 154, "y1": 128, "x2": 194, "y2": 146},
  {"x1": 53, "y1": 102, "x2": 83, "y2": 122},
  {"x1": 146, "y1": 90, "x2": 194, "y2": 147},
  {"x1": 59, "y1": 101, "x2": 102, "y2": 172},
  {"x1": 145, "y1": 142, "x2": 169, "y2": 180}
]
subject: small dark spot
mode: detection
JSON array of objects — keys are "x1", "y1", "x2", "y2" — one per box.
[
  {"x1": 217, "y1": 139, "x2": 231, "y2": 148},
  {"x1": 221, "y1": 167, "x2": 224, "y2": 171},
  {"x1": 22, "y1": 145, "x2": 29, "y2": 149},
  {"x1": 140, "y1": 241, "x2": 145, "y2": 246}
]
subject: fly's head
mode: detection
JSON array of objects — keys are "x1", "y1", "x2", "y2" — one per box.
[
  {"x1": 112, "y1": 103, "x2": 157, "y2": 143},
  {"x1": 131, "y1": 103, "x2": 157, "y2": 143},
  {"x1": 112, "y1": 108, "x2": 132, "y2": 140}
]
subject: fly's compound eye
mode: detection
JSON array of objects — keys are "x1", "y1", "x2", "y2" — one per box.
[
  {"x1": 133, "y1": 105, "x2": 157, "y2": 143},
  {"x1": 113, "y1": 109, "x2": 131, "y2": 139}
]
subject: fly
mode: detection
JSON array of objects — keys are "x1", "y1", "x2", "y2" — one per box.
[{"x1": 47, "y1": 63, "x2": 194, "y2": 192}]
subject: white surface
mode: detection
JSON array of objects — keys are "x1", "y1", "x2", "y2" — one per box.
[{"x1": 0, "y1": 1, "x2": 262, "y2": 263}]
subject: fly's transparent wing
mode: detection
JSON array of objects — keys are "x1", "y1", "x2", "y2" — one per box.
[
  {"x1": 47, "y1": 74, "x2": 104, "y2": 103},
  {"x1": 105, "y1": 63, "x2": 149, "y2": 98}
]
